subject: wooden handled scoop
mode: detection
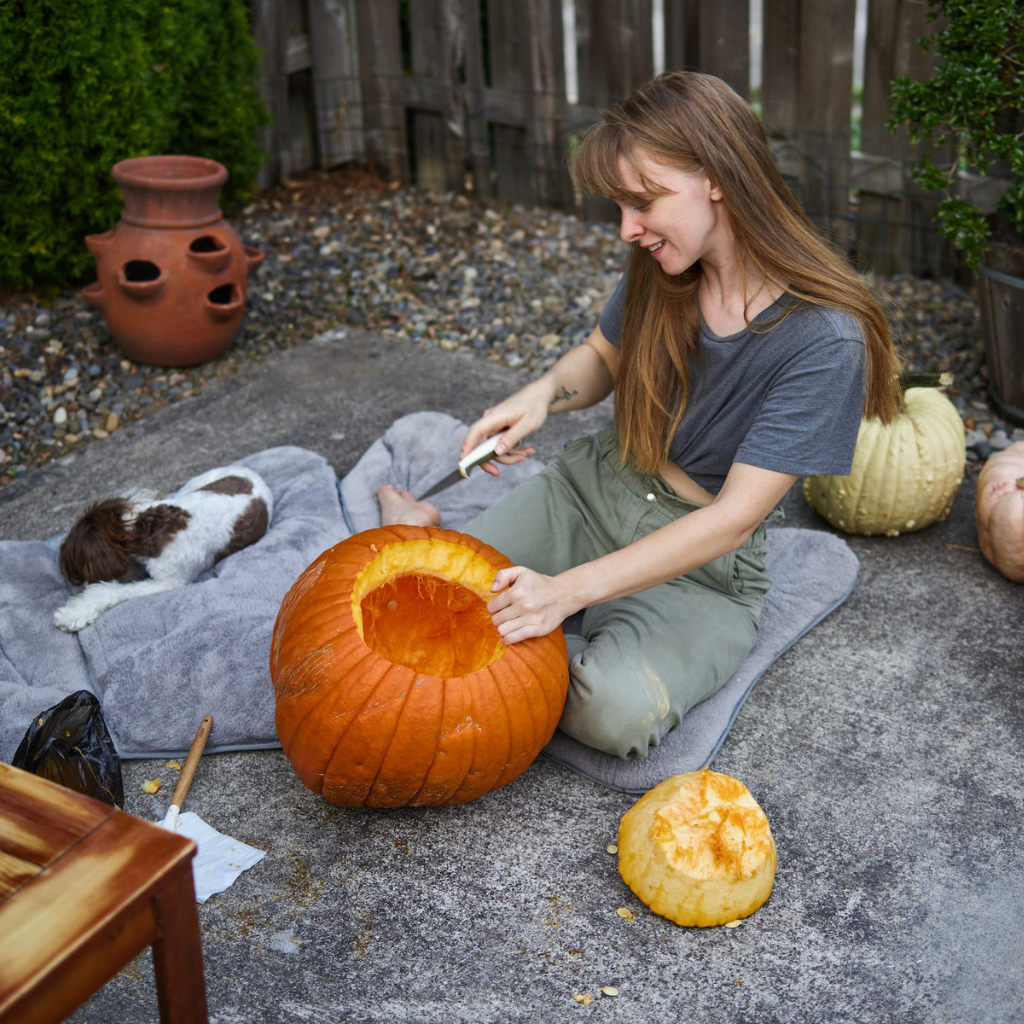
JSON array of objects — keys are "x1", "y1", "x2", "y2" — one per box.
[
  {"x1": 165, "y1": 714, "x2": 213, "y2": 826},
  {"x1": 157, "y1": 715, "x2": 265, "y2": 903}
]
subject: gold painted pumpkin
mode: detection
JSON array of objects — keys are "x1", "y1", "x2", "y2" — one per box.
[
  {"x1": 617, "y1": 770, "x2": 777, "y2": 928},
  {"x1": 975, "y1": 440, "x2": 1024, "y2": 583},
  {"x1": 803, "y1": 386, "x2": 966, "y2": 536},
  {"x1": 270, "y1": 525, "x2": 569, "y2": 808}
]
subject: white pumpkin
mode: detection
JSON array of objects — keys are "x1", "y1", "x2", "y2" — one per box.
[
  {"x1": 803, "y1": 387, "x2": 966, "y2": 537},
  {"x1": 617, "y1": 770, "x2": 777, "y2": 928}
]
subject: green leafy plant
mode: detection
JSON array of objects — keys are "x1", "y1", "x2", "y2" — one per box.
[
  {"x1": 0, "y1": 0, "x2": 267, "y2": 289},
  {"x1": 888, "y1": 0, "x2": 1024, "y2": 270},
  {"x1": 145, "y1": 2, "x2": 268, "y2": 204}
]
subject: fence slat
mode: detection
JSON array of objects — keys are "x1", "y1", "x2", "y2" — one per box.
[
  {"x1": 282, "y1": 0, "x2": 317, "y2": 175},
  {"x1": 760, "y1": 0, "x2": 801, "y2": 138},
  {"x1": 862, "y1": 0, "x2": 935, "y2": 146},
  {"x1": 528, "y1": 1, "x2": 571, "y2": 207},
  {"x1": 486, "y1": 0, "x2": 569, "y2": 206},
  {"x1": 663, "y1": 0, "x2": 749, "y2": 96},
  {"x1": 664, "y1": 0, "x2": 699, "y2": 72},
  {"x1": 764, "y1": 0, "x2": 857, "y2": 248},
  {"x1": 858, "y1": 0, "x2": 956, "y2": 277},
  {"x1": 251, "y1": 0, "x2": 288, "y2": 187},
  {"x1": 575, "y1": 0, "x2": 655, "y2": 106},
  {"x1": 354, "y1": 0, "x2": 408, "y2": 182},
  {"x1": 461, "y1": 0, "x2": 490, "y2": 200},
  {"x1": 797, "y1": 0, "x2": 856, "y2": 138},
  {"x1": 573, "y1": 0, "x2": 654, "y2": 222},
  {"x1": 308, "y1": 0, "x2": 363, "y2": 169},
  {"x1": 488, "y1": 0, "x2": 536, "y2": 203},
  {"x1": 408, "y1": 0, "x2": 470, "y2": 192},
  {"x1": 695, "y1": 0, "x2": 750, "y2": 96}
]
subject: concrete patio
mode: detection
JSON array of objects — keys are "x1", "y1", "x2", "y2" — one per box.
[{"x1": 1, "y1": 326, "x2": 1020, "y2": 1024}]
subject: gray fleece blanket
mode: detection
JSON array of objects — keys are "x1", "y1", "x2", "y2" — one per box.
[
  {"x1": 0, "y1": 446, "x2": 345, "y2": 761},
  {"x1": 0, "y1": 413, "x2": 859, "y2": 794}
]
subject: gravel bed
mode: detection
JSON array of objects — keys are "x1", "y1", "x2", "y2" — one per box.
[{"x1": 1, "y1": 168, "x2": 1020, "y2": 491}]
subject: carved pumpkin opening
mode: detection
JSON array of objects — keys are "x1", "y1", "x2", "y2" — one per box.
[
  {"x1": 353, "y1": 538, "x2": 504, "y2": 677},
  {"x1": 361, "y1": 575, "x2": 500, "y2": 676}
]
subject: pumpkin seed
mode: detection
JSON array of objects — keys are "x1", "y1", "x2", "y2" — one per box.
[{"x1": 616, "y1": 907, "x2": 634, "y2": 921}]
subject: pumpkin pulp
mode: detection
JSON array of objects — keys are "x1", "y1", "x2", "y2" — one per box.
[
  {"x1": 353, "y1": 538, "x2": 506, "y2": 678},
  {"x1": 650, "y1": 771, "x2": 775, "y2": 879}
]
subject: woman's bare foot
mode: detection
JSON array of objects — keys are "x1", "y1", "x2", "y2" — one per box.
[{"x1": 376, "y1": 485, "x2": 442, "y2": 526}]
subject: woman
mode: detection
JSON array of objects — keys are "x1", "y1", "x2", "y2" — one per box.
[{"x1": 378, "y1": 71, "x2": 901, "y2": 760}]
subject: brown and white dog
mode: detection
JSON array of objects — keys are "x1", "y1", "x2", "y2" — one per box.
[{"x1": 53, "y1": 465, "x2": 273, "y2": 633}]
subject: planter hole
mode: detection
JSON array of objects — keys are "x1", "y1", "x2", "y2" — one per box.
[
  {"x1": 189, "y1": 235, "x2": 225, "y2": 254},
  {"x1": 124, "y1": 260, "x2": 161, "y2": 282},
  {"x1": 208, "y1": 284, "x2": 239, "y2": 305}
]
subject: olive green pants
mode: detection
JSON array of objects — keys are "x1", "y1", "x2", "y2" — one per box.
[{"x1": 463, "y1": 425, "x2": 773, "y2": 760}]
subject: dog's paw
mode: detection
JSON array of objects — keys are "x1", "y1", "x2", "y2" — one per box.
[{"x1": 53, "y1": 600, "x2": 99, "y2": 633}]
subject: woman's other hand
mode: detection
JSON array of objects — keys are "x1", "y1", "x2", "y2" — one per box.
[{"x1": 487, "y1": 565, "x2": 578, "y2": 643}]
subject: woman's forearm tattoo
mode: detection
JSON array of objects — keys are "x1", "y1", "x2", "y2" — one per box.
[{"x1": 551, "y1": 385, "x2": 579, "y2": 406}]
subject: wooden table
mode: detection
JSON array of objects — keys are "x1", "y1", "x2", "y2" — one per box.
[{"x1": 0, "y1": 761, "x2": 208, "y2": 1023}]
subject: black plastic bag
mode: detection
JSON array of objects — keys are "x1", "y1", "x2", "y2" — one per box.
[{"x1": 12, "y1": 690, "x2": 124, "y2": 807}]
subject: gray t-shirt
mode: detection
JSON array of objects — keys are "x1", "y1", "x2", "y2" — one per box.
[{"x1": 599, "y1": 273, "x2": 867, "y2": 495}]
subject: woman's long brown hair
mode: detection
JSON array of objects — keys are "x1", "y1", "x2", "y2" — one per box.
[{"x1": 571, "y1": 71, "x2": 902, "y2": 474}]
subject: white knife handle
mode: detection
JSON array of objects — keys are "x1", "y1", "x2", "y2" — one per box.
[{"x1": 457, "y1": 434, "x2": 503, "y2": 477}]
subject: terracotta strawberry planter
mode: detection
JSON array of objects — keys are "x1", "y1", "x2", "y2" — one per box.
[{"x1": 83, "y1": 155, "x2": 264, "y2": 367}]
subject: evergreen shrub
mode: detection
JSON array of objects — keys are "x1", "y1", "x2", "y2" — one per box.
[{"x1": 0, "y1": 0, "x2": 267, "y2": 288}]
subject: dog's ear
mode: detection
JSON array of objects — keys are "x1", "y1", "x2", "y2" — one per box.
[{"x1": 59, "y1": 498, "x2": 136, "y2": 585}]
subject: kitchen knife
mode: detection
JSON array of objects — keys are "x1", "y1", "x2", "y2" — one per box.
[{"x1": 417, "y1": 434, "x2": 504, "y2": 500}]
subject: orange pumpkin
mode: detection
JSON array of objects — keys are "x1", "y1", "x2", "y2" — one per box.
[
  {"x1": 975, "y1": 441, "x2": 1024, "y2": 583},
  {"x1": 270, "y1": 525, "x2": 570, "y2": 807}
]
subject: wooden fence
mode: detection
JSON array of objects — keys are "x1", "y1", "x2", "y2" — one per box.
[{"x1": 250, "y1": 0, "x2": 1003, "y2": 282}]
